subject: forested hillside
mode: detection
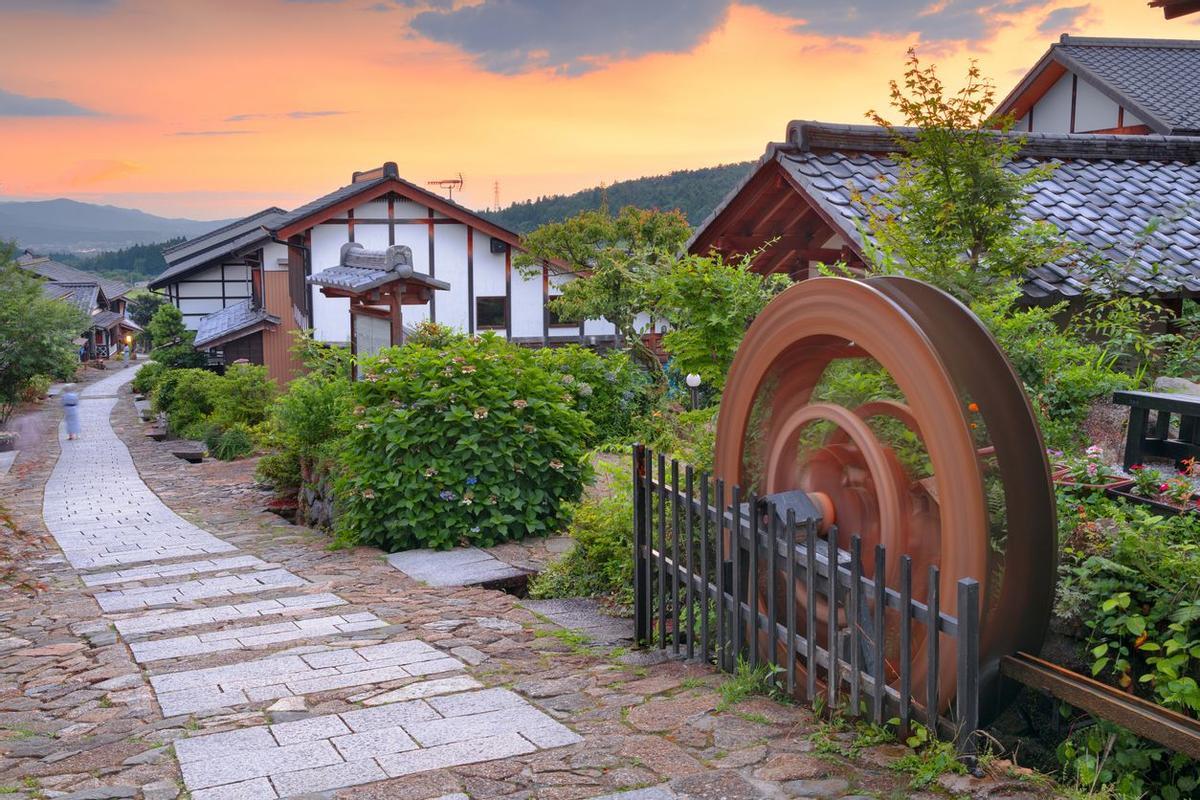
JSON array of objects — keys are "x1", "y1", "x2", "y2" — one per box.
[
  {"x1": 51, "y1": 239, "x2": 181, "y2": 285},
  {"x1": 487, "y1": 161, "x2": 754, "y2": 233}
]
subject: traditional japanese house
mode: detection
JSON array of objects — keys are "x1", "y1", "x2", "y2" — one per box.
[
  {"x1": 151, "y1": 163, "x2": 619, "y2": 384},
  {"x1": 996, "y1": 36, "x2": 1200, "y2": 136},
  {"x1": 689, "y1": 121, "x2": 1200, "y2": 305},
  {"x1": 17, "y1": 252, "x2": 140, "y2": 359}
]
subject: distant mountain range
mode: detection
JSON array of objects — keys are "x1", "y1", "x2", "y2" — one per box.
[
  {"x1": 0, "y1": 198, "x2": 232, "y2": 253},
  {"x1": 486, "y1": 161, "x2": 755, "y2": 233},
  {"x1": 2, "y1": 161, "x2": 755, "y2": 260}
]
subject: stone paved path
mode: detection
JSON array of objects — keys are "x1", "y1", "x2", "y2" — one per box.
[
  {"x1": 0, "y1": 364, "x2": 1055, "y2": 800},
  {"x1": 34, "y1": 367, "x2": 581, "y2": 799}
]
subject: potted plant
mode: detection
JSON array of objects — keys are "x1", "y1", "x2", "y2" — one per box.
[
  {"x1": 1107, "y1": 464, "x2": 1199, "y2": 515},
  {"x1": 0, "y1": 430, "x2": 16, "y2": 452},
  {"x1": 1055, "y1": 446, "x2": 1131, "y2": 493}
]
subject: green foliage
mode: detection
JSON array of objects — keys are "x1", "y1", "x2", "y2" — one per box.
[
  {"x1": 530, "y1": 345, "x2": 651, "y2": 444},
  {"x1": 255, "y1": 451, "x2": 302, "y2": 492},
  {"x1": 529, "y1": 458, "x2": 635, "y2": 608},
  {"x1": 147, "y1": 304, "x2": 204, "y2": 369},
  {"x1": 486, "y1": 161, "x2": 753, "y2": 233},
  {"x1": 210, "y1": 364, "x2": 275, "y2": 430},
  {"x1": 0, "y1": 245, "x2": 89, "y2": 423},
  {"x1": 634, "y1": 406, "x2": 719, "y2": 475},
  {"x1": 17, "y1": 374, "x2": 51, "y2": 403},
  {"x1": 405, "y1": 321, "x2": 466, "y2": 349},
  {"x1": 716, "y1": 657, "x2": 787, "y2": 711},
  {"x1": 1055, "y1": 492, "x2": 1200, "y2": 798},
  {"x1": 158, "y1": 368, "x2": 224, "y2": 436},
  {"x1": 130, "y1": 361, "x2": 168, "y2": 395},
  {"x1": 515, "y1": 205, "x2": 690, "y2": 372},
  {"x1": 860, "y1": 50, "x2": 1071, "y2": 303},
  {"x1": 210, "y1": 424, "x2": 255, "y2": 461},
  {"x1": 334, "y1": 335, "x2": 592, "y2": 551},
  {"x1": 126, "y1": 290, "x2": 167, "y2": 328},
  {"x1": 889, "y1": 723, "x2": 967, "y2": 789},
  {"x1": 651, "y1": 250, "x2": 791, "y2": 390}
]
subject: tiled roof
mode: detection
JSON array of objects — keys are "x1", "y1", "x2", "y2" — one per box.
[
  {"x1": 18, "y1": 255, "x2": 128, "y2": 301},
  {"x1": 43, "y1": 282, "x2": 100, "y2": 314},
  {"x1": 697, "y1": 121, "x2": 1200, "y2": 299},
  {"x1": 89, "y1": 310, "x2": 140, "y2": 332},
  {"x1": 151, "y1": 208, "x2": 287, "y2": 288},
  {"x1": 307, "y1": 242, "x2": 450, "y2": 294},
  {"x1": 1054, "y1": 37, "x2": 1200, "y2": 135},
  {"x1": 193, "y1": 301, "x2": 279, "y2": 348}
]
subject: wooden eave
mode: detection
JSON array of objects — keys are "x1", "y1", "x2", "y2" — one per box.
[
  {"x1": 196, "y1": 319, "x2": 278, "y2": 351},
  {"x1": 994, "y1": 53, "x2": 1068, "y2": 123},
  {"x1": 275, "y1": 179, "x2": 524, "y2": 249},
  {"x1": 318, "y1": 282, "x2": 436, "y2": 305}
]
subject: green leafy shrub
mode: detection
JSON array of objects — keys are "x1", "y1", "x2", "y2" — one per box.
[
  {"x1": 131, "y1": 361, "x2": 168, "y2": 395},
  {"x1": 531, "y1": 345, "x2": 651, "y2": 444},
  {"x1": 211, "y1": 424, "x2": 255, "y2": 461},
  {"x1": 17, "y1": 374, "x2": 52, "y2": 403},
  {"x1": 529, "y1": 458, "x2": 634, "y2": 608},
  {"x1": 633, "y1": 405, "x2": 719, "y2": 474},
  {"x1": 156, "y1": 368, "x2": 223, "y2": 437},
  {"x1": 334, "y1": 334, "x2": 592, "y2": 551},
  {"x1": 210, "y1": 363, "x2": 275, "y2": 429},
  {"x1": 147, "y1": 305, "x2": 205, "y2": 369},
  {"x1": 405, "y1": 321, "x2": 466, "y2": 349},
  {"x1": 255, "y1": 451, "x2": 302, "y2": 492}
]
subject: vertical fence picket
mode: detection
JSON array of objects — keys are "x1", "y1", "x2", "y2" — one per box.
[
  {"x1": 872, "y1": 544, "x2": 887, "y2": 725},
  {"x1": 899, "y1": 555, "x2": 913, "y2": 740},
  {"x1": 671, "y1": 460, "x2": 681, "y2": 654},
  {"x1": 805, "y1": 520, "x2": 817, "y2": 704},
  {"x1": 685, "y1": 466, "x2": 695, "y2": 661},
  {"x1": 748, "y1": 494, "x2": 759, "y2": 670},
  {"x1": 956, "y1": 579, "x2": 981, "y2": 759},
  {"x1": 656, "y1": 452, "x2": 667, "y2": 651},
  {"x1": 826, "y1": 525, "x2": 839, "y2": 712},
  {"x1": 926, "y1": 565, "x2": 940, "y2": 731},
  {"x1": 643, "y1": 449, "x2": 655, "y2": 648},
  {"x1": 633, "y1": 445, "x2": 647, "y2": 645},
  {"x1": 700, "y1": 475, "x2": 710, "y2": 663},
  {"x1": 848, "y1": 535, "x2": 863, "y2": 718},
  {"x1": 716, "y1": 480, "x2": 727, "y2": 670},
  {"x1": 731, "y1": 487, "x2": 743, "y2": 668},
  {"x1": 786, "y1": 509, "x2": 797, "y2": 696},
  {"x1": 767, "y1": 503, "x2": 778, "y2": 687}
]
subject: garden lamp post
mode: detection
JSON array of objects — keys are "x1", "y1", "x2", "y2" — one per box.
[
  {"x1": 123, "y1": 334, "x2": 133, "y2": 367},
  {"x1": 686, "y1": 373, "x2": 701, "y2": 410}
]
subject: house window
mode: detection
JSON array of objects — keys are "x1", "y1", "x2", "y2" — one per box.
[
  {"x1": 475, "y1": 296, "x2": 507, "y2": 329},
  {"x1": 547, "y1": 295, "x2": 580, "y2": 328}
]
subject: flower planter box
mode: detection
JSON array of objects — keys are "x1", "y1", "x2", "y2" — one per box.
[
  {"x1": 1106, "y1": 484, "x2": 1199, "y2": 515},
  {"x1": 1054, "y1": 476, "x2": 1133, "y2": 493}
]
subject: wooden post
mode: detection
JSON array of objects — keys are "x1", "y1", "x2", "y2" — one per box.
[
  {"x1": 633, "y1": 445, "x2": 649, "y2": 646},
  {"x1": 389, "y1": 288, "x2": 403, "y2": 347}
]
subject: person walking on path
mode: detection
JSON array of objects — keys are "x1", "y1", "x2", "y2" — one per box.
[{"x1": 61, "y1": 383, "x2": 81, "y2": 440}]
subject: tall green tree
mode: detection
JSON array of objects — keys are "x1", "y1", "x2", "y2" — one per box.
[
  {"x1": 860, "y1": 50, "x2": 1070, "y2": 302},
  {"x1": 147, "y1": 303, "x2": 204, "y2": 369},
  {"x1": 127, "y1": 290, "x2": 167, "y2": 328},
  {"x1": 652, "y1": 249, "x2": 791, "y2": 390},
  {"x1": 0, "y1": 245, "x2": 88, "y2": 422},
  {"x1": 515, "y1": 206, "x2": 691, "y2": 373}
]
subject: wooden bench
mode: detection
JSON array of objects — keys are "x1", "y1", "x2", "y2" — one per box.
[{"x1": 1112, "y1": 390, "x2": 1200, "y2": 470}]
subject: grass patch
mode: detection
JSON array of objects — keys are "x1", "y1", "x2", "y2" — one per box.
[{"x1": 715, "y1": 658, "x2": 786, "y2": 712}]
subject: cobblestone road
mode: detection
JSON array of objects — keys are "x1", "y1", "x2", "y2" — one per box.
[{"x1": 0, "y1": 364, "x2": 1051, "y2": 800}]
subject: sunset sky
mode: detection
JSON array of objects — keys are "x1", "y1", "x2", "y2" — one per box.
[{"x1": 0, "y1": 0, "x2": 1195, "y2": 219}]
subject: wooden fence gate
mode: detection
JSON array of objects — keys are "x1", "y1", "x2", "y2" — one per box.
[{"x1": 630, "y1": 444, "x2": 983, "y2": 755}]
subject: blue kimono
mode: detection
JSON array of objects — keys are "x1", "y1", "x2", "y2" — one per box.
[{"x1": 62, "y1": 391, "x2": 81, "y2": 437}]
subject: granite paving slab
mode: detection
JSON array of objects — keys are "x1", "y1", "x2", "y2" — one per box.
[
  {"x1": 129, "y1": 612, "x2": 388, "y2": 662},
  {"x1": 386, "y1": 547, "x2": 529, "y2": 588},
  {"x1": 114, "y1": 593, "x2": 350, "y2": 637},
  {"x1": 80, "y1": 554, "x2": 274, "y2": 586},
  {"x1": 93, "y1": 567, "x2": 306, "y2": 611},
  {"x1": 522, "y1": 598, "x2": 633, "y2": 645}
]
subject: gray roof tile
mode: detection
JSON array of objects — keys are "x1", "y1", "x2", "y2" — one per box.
[
  {"x1": 151, "y1": 208, "x2": 286, "y2": 288},
  {"x1": 763, "y1": 122, "x2": 1200, "y2": 299},
  {"x1": 193, "y1": 301, "x2": 279, "y2": 348},
  {"x1": 307, "y1": 242, "x2": 450, "y2": 295}
]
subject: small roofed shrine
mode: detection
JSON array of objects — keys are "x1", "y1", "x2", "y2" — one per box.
[{"x1": 307, "y1": 242, "x2": 449, "y2": 360}]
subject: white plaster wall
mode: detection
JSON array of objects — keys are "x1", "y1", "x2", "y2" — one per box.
[
  {"x1": 1031, "y1": 72, "x2": 1073, "y2": 133},
  {"x1": 510, "y1": 261, "x2": 544, "y2": 339},
  {"x1": 1074, "y1": 78, "x2": 1121, "y2": 132},
  {"x1": 354, "y1": 222, "x2": 390, "y2": 251},
  {"x1": 472, "y1": 230, "x2": 507, "y2": 331},
  {"x1": 355, "y1": 199, "x2": 388, "y2": 219},
  {"x1": 434, "y1": 223, "x2": 470, "y2": 331},
  {"x1": 263, "y1": 241, "x2": 288, "y2": 272},
  {"x1": 311, "y1": 222, "x2": 352, "y2": 344}
]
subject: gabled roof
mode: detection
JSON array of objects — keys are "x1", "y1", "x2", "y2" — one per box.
[
  {"x1": 307, "y1": 242, "x2": 450, "y2": 294},
  {"x1": 273, "y1": 162, "x2": 523, "y2": 248},
  {"x1": 150, "y1": 207, "x2": 287, "y2": 289},
  {"x1": 996, "y1": 36, "x2": 1200, "y2": 135},
  {"x1": 89, "y1": 310, "x2": 141, "y2": 332},
  {"x1": 18, "y1": 254, "x2": 128, "y2": 301},
  {"x1": 691, "y1": 121, "x2": 1200, "y2": 300},
  {"x1": 1150, "y1": 0, "x2": 1200, "y2": 20},
  {"x1": 193, "y1": 300, "x2": 279, "y2": 349}
]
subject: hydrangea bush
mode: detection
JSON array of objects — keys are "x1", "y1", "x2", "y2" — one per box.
[
  {"x1": 530, "y1": 345, "x2": 651, "y2": 445},
  {"x1": 335, "y1": 335, "x2": 592, "y2": 551}
]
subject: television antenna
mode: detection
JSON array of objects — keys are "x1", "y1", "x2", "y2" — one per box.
[
  {"x1": 426, "y1": 173, "x2": 464, "y2": 200},
  {"x1": 493, "y1": 180, "x2": 500, "y2": 210}
]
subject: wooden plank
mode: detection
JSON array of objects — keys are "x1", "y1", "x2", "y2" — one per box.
[
  {"x1": 686, "y1": 466, "x2": 696, "y2": 661},
  {"x1": 700, "y1": 475, "x2": 710, "y2": 661},
  {"x1": 748, "y1": 494, "x2": 759, "y2": 670},
  {"x1": 657, "y1": 452, "x2": 668, "y2": 650},
  {"x1": 671, "y1": 461, "x2": 681, "y2": 656},
  {"x1": 926, "y1": 565, "x2": 940, "y2": 730},
  {"x1": 715, "y1": 479, "x2": 727, "y2": 670},
  {"x1": 955, "y1": 579, "x2": 980, "y2": 757},
  {"x1": 633, "y1": 446, "x2": 648, "y2": 646},
  {"x1": 1001, "y1": 652, "x2": 1200, "y2": 760},
  {"x1": 786, "y1": 509, "x2": 797, "y2": 695},
  {"x1": 899, "y1": 556, "x2": 912, "y2": 738}
]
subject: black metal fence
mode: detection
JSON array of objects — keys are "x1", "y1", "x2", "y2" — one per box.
[{"x1": 631, "y1": 444, "x2": 981, "y2": 754}]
